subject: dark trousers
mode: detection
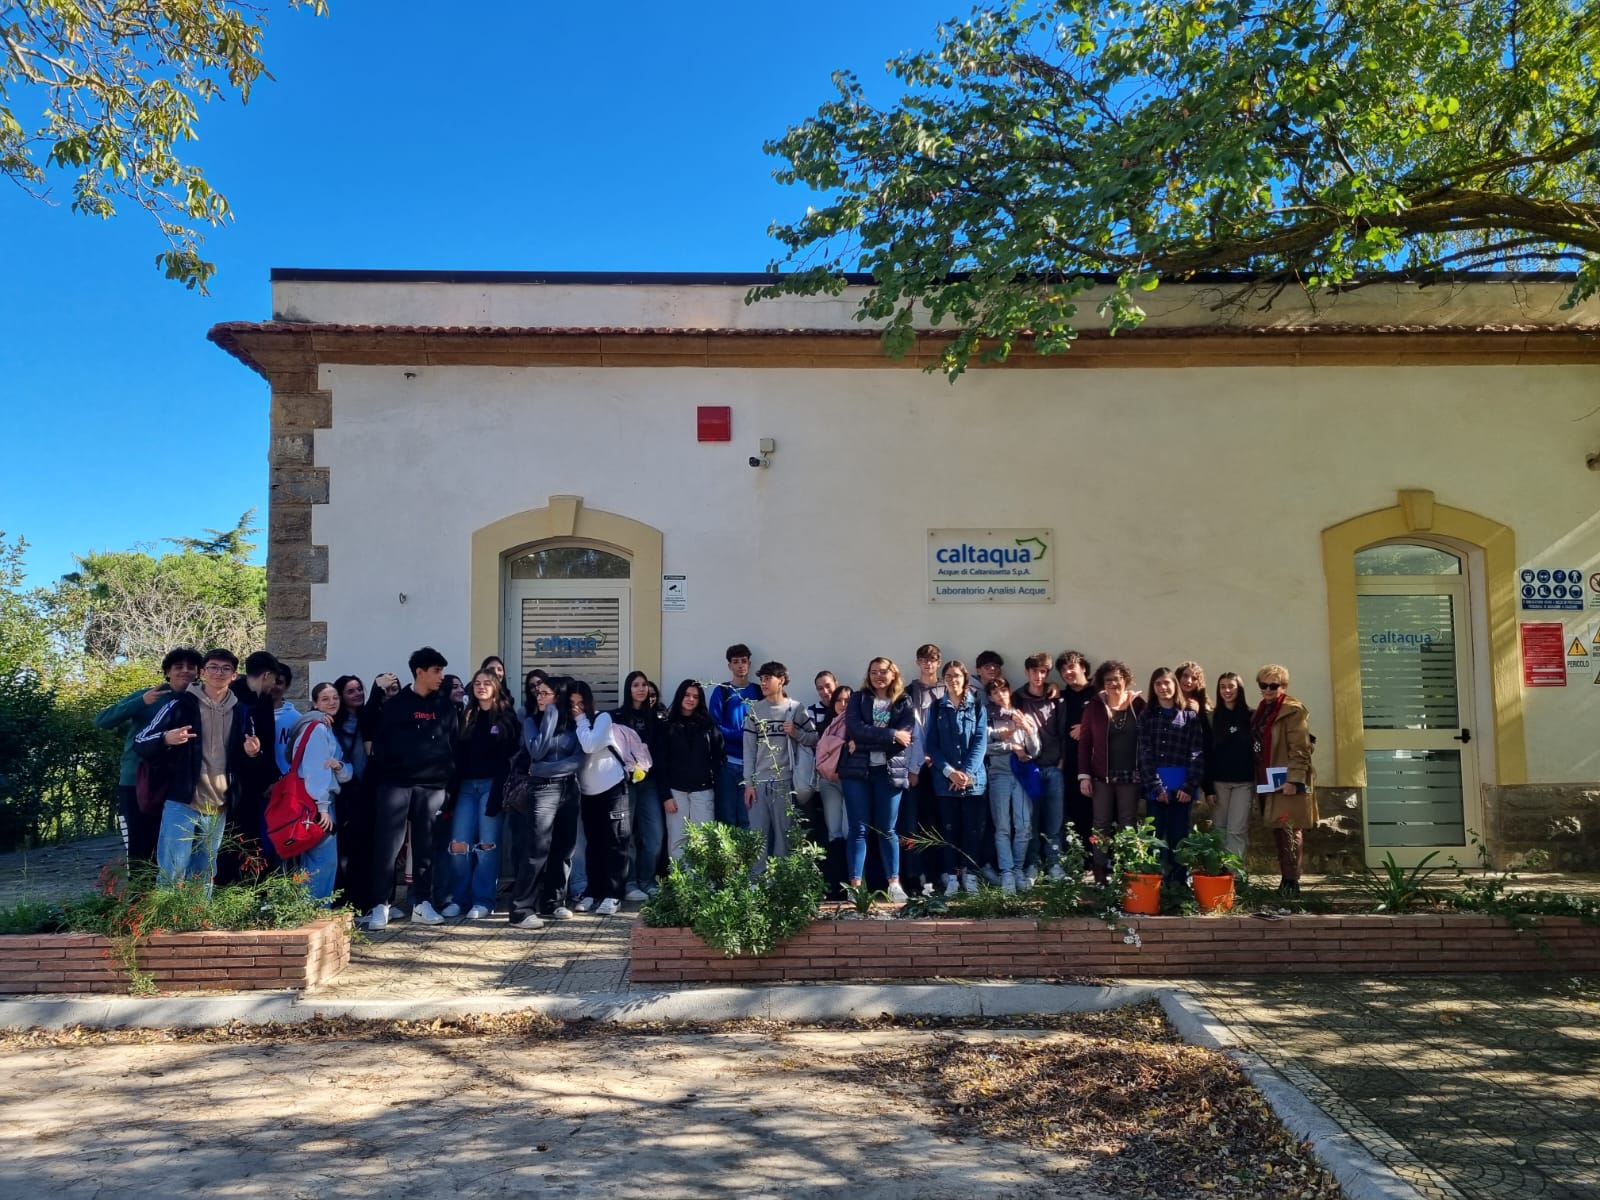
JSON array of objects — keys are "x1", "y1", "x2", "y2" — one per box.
[
  {"x1": 1091, "y1": 780, "x2": 1141, "y2": 881},
  {"x1": 119, "y1": 784, "x2": 160, "y2": 864},
  {"x1": 937, "y1": 789, "x2": 988, "y2": 878},
  {"x1": 509, "y1": 778, "x2": 580, "y2": 920},
  {"x1": 1274, "y1": 826, "x2": 1304, "y2": 883},
  {"x1": 336, "y1": 776, "x2": 374, "y2": 913},
  {"x1": 1151, "y1": 797, "x2": 1194, "y2": 882},
  {"x1": 371, "y1": 784, "x2": 447, "y2": 911},
  {"x1": 896, "y1": 771, "x2": 936, "y2": 889},
  {"x1": 581, "y1": 781, "x2": 631, "y2": 904},
  {"x1": 1064, "y1": 776, "x2": 1095, "y2": 870}
]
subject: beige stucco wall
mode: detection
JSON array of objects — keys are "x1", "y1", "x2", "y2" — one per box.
[{"x1": 306, "y1": 357, "x2": 1600, "y2": 785}]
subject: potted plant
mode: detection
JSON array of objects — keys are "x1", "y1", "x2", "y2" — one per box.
[
  {"x1": 1110, "y1": 818, "x2": 1167, "y2": 915},
  {"x1": 1174, "y1": 827, "x2": 1245, "y2": 912}
]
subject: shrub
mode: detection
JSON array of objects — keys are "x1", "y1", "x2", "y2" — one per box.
[{"x1": 642, "y1": 821, "x2": 825, "y2": 957}]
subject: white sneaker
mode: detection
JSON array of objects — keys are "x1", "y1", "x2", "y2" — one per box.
[
  {"x1": 980, "y1": 865, "x2": 1001, "y2": 885},
  {"x1": 466, "y1": 905, "x2": 491, "y2": 920},
  {"x1": 574, "y1": 896, "x2": 595, "y2": 913},
  {"x1": 363, "y1": 904, "x2": 388, "y2": 931},
  {"x1": 624, "y1": 887, "x2": 650, "y2": 902},
  {"x1": 511, "y1": 912, "x2": 544, "y2": 928},
  {"x1": 411, "y1": 900, "x2": 445, "y2": 925},
  {"x1": 386, "y1": 904, "x2": 402, "y2": 920},
  {"x1": 548, "y1": 906, "x2": 575, "y2": 920},
  {"x1": 886, "y1": 880, "x2": 908, "y2": 903},
  {"x1": 1001, "y1": 870, "x2": 1018, "y2": 895},
  {"x1": 594, "y1": 897, "x2": 621, "y2": 916},
  {"x1": 1048, "y1": 863, "x2": 1067, "y2": 882},
  {"x1": 943, "y1": 873, "x2": 960, "y2": 897},
  {"x1": 441, "y1": 903, "x2": 462, "y2": 918},
  {"x1": 962, "y1": 872, "x2": 980, "y2": 894}
]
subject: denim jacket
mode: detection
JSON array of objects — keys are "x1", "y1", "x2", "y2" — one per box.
[
  {"x1": 924, "y1": 689, "x2": 989, "y2": 797},
  {"x1": 523, "y1": 707, "x2": 583, "y2": 780}
]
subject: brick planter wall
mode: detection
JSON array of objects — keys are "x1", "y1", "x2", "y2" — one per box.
[
  {"x1": 630, "y1": 915, "x2": 1600, "y2": 983},
  {"x1": 0, "y1": 918, "x2": 350, "y2": 995}
]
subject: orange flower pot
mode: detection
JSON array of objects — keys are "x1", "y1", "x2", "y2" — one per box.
[
  {"x1": 1192, "y1": 872, "x2": 1235, "y2": 914},
  {"x1": 1122, "y1": 872, "x2": 1162, "y2": 915}
]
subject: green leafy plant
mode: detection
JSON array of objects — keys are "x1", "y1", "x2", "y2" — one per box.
[
  {"x1": 841, "y1": 879, "x2": 890, "y2": 917},
  {"x1": 1338, "y1": 851, "x2": 1449, "y2": 914},
  {"x1": 641, "y1": 821, "x2": 825, "y2": 957},
  {"x1": 947, "y1": 881, "x2": 1034, "y2": 919},
  {"x1": 897, "y1": 886, "x2": 950, "y2": 919},
  {"x1": 0, "y1": 897, "x2": 63, "y2": 934},
  {"x1": 1108, "y1": 818, "x2": 1167, "y2": 876},
  {"x1": 1173, "y1": 827, "x2": 1245, "y2": 878}
]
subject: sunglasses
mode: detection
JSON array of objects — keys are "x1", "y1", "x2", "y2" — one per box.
[{"x1": 1257, "y1": 682, "x2": 1282, "y2": 691}]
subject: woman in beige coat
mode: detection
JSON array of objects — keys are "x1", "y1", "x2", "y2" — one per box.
[{"x1": 1251, "y1": 663, "x2": 1316, "y2": 897}]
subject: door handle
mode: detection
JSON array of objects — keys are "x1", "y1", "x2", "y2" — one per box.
[{"x1": 1452, "y1": 728, "x2": 1472, "y2": 744}]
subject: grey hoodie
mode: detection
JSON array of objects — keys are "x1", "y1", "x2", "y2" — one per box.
[{"x1": 742, "y1": 697, "x2": 818, "y2": 785}]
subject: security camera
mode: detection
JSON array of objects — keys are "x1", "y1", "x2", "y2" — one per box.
[{"x1": 748, "y1": 456, "x2": 764, "y2": 468}]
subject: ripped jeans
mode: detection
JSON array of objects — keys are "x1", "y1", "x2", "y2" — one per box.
[{"x1": 449, "y1": 777, "x2": 501, "y2": 910}]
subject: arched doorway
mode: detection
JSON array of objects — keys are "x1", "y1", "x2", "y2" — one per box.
[
  {"x1": 1355, "y1": 542, "x2": 1480, "y2": 863},
  {"x1": 469, "y1": 496, "x2": 663, "y2": 701},
  {"x1": 1321, "y1": 491, "x2": 1524, "y2": 868},
  {"x1": 504, "y1": 544, "x2": 631, "y2": 710}
]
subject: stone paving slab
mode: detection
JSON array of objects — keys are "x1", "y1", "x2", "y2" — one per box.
[{"x1": 1183, "y1": 974, "x2": 1600, "y2": 1200}]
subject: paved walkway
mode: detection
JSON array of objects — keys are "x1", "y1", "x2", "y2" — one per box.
[
  {"x1": 0, "y1": 834, "x2": 122, "y2": 907},
  {"x1": 1186, "y1": 973, "x2": 1600, "y2": 1200}
]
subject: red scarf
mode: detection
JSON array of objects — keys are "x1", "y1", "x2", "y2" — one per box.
[{"x1": 1251, "y1": 694, "x2": 1285, "y2": 787}]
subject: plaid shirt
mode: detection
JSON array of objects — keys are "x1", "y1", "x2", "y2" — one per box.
[{"x1": 1136, "y1": 704, "x2": 1205, "y2": 800}]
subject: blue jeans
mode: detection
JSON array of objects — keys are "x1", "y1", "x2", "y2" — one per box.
[
  {"x1": 628, "y1": 776, "x2": 665, "y2": 893},
  {"x1": 156, "y1": 802, "x2": 226, "y2": 895},
  {"x1": 450, "y1": 777, "x2": 501, "y2": 909},
  {"x1": 989, "y1": 772, "x2": 1031, "y2": 874},
  {"x1": 569, "y1": 820, "x2": 588, "y2": 899},
  {"x1": 293, "y1": 802, "x2": 338, "y2": 903},
  {"x1": 842, "y1": 769, "x2": 902, "y2": 883},
  {"x1": 1036, "y1": 766, "x2": 1066, "y2": 869},
  {"x1": 714, "y1": 760, "x2": 750, "y2": 828}
]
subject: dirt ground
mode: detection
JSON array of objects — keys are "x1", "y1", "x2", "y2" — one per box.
[{"x1": 3, "y1": 1026, "x2": 1113, "y2": 1199}]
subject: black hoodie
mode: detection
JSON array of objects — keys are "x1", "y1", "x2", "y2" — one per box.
[{"x1": 371, "y1": 685, "x2": 461, "y2": 787}]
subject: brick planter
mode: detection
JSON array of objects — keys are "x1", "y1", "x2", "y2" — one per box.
[
  {"x1": 630, "y1": 914, "x2": 1600, "y2": 983},
  {"x1": 0, "y1": 918, "x2": 350, "y2": 995}
]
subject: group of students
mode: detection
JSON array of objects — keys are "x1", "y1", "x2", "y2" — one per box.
[
  {"x1": 694, "y1": 643, "x2": 1317, "y2": 903},
  {"x1": 95, "y1": 637, "x2": 1317, "y2": 932}
]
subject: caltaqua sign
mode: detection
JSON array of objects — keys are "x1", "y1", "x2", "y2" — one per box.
[{"x1": 928, "y1": 528, "x2": 1054, "y2": 603}]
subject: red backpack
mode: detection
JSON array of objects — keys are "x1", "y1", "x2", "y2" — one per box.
[{"x1": 265, "y1": 724, "x2": 329, "y2": 859}]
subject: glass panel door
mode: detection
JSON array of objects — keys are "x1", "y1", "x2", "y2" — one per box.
[{"x1": 1356, "y1": 573, "x2": 1479, "y2": 866}]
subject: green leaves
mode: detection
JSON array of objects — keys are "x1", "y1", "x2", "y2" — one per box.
[
  {"x1": 758, "y1": 0, "x2": 1600, "y2": 376},
  {"x1": 2, "y1": 1, "x2": 328, "y2": 290}
]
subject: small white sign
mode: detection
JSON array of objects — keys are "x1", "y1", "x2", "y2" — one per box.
[
  {"x1": 928, "y1": 528, "x2": 1053, "y2": 603},
  {"x1": 662, "y1": 574, "x2": 688, "y2": 612}
]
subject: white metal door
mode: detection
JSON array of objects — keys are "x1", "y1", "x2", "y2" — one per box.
[
  {"x1": 1357, "y1": 576, "x2": 1480, "y2": 866},
  {"x1": 504, "y1": 580, "x2": 631, "y2": 712}
]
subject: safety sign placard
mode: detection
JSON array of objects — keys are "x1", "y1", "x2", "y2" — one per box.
[{"x1": 1520, "y1": 567, "x2": 1585, "y2": 611}]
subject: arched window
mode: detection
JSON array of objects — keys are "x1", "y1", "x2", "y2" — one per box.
[
  {"x1": 1354, "y1": 544, "x2": 1461, "y2": 576},
  {"x1": 507, "y1": 546, "x2": 630, "y2": 580}
]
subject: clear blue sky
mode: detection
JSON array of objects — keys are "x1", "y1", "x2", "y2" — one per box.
[{"x1": 1, "y1": 0, "x2": 952, "y2": 584}]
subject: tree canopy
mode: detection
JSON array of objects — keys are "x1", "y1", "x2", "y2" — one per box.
[
  {"x1": 756, "y1": 0, "x2": 1600, "y2": 376},
  {"x1": 1, "y1": 0, "x2": 326, "y2": 291}
]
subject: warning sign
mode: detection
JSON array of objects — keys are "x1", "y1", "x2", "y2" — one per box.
[
  {"x1": 1522, "y1": 622, "x2": 1567, "y2": 687},
  {"x1": 1569, "y1": 638, "x2": 1588, "y2": 657}
]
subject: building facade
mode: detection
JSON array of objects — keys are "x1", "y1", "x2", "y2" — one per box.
[{"x1": 212, "y1": 270, "x2": 1600, "y2": 871}]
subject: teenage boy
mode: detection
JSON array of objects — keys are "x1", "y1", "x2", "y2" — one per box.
[
  {"x1": 1015, "y1": 652, "x2": 1065, "y2": 880},
  {"x1": 214, "y1": 650, "x2": 281, "y2": 883},
  {"x1": 901, "y1": 643, "x2": 945, "y2": 893},
  {"x1": 975, "y1": 650, "x2": 1007, "y2": 690},
  {"x1": 742, "y1": 662, "x2": 817, "y2": 874},
  {"x1": 1054, "y1": 650, "x2": 1098, "y2": 868},
  {"x1": 708, "y1": 643, "x2": 760, "y2": 828},
  {"x1": 270, "y1": 662, "x2": 301, "y2": 776},
  {"x1": 134, "y1": 648, "x2": 264, "y2": 894},
  {"x1": 365, "y1": 646, "x2": 460, "y2": 930},
  {"x1": 95, "y1": 646, "x2": 203, "y2": 863}
]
